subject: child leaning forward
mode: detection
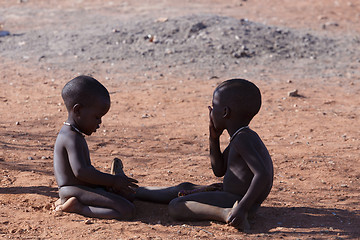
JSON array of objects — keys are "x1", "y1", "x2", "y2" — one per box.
[{"x1": 53, "y1": 75, "x2": 138, "y2": 219}]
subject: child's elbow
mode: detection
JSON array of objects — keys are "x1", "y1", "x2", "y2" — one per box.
[{"x1": 257, "y1": 170, "x2": 272, "y2": 182}]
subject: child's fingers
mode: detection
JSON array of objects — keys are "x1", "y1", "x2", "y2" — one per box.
[
  {"x1": 127, "y1": 177, "x2": 138, "y2": 183},
  {"x1": 128, "y1": 182, "x2": 139, "y2": 188}
]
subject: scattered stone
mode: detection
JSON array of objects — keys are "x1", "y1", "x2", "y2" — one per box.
[
  {"x1": 322, "y1": 22, "x2": 339, "y2": 29},
  {"x1": 84, "y1": 219, "x2": 93, "y2": 224},
  {"x1": 0, "y1": 31, "x2": 10, "y2": 37},
  {"x1": 111, "y1": 150, "x2": 119, "y2": 155},
  {"x1": 44, "y1": 203, "x2": 52, "y2": 210},
  {"x1": 28, "y1": 156, "x2": 34, "y2": 160},
  {"x1": 155, "y1": 17, "x2": 168, "y2": 23},
  {"x1": 15, "y1": 121, "x2": 20, "y2": 125},
  {"x1": 0, "y1": 14, "x2": 356, "y2": 79},
  {"x1": 288, "y1": 89, "x2": 301, "y2": 97},
  {"x1": 324, "y1": 100, "x2": 336, "y2": 104}
]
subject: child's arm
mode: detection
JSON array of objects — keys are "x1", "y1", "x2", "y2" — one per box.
[
  {"x1": 208, "y1": 106, "x2": 227, "y2": 177},
  {"x1": 66, "y1": 136, "x2": 138, "y2": 190},
  {"x1": 227, "y1": 135, "x2": 272, "y2": 228}
]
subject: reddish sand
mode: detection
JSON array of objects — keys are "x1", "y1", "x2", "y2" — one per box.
[{"x1": 0, "y1": 0, "x2": 359, "y2": 239}]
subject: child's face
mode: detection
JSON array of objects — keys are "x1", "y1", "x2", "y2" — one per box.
[
  {"x1": 76, "y1": 96, "x2": 110, "y2": 135},
  {"x1": 211, "y1": 90, "x2": 225, "y2": 131}
]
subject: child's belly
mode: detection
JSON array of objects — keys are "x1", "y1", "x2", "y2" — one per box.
[{"x1": 223, "y1": 170, "x2": 252, "y2": 196}]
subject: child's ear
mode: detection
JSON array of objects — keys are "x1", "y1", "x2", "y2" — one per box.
[
  {"x1": 223, "y1": 106, "x2": 231, "y2": 118},
  {"x1": 72, "y1": 103, "x2": 81, "y2": 116}
]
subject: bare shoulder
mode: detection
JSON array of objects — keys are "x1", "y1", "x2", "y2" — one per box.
[
  {"x1": 231, "y1": 128, "x2": 273, "y2": 172},
  {"x1": 54, "y1": 126, "x2": 85, "y2": 155},
  {"x1": 232, "y1": 128, "x2": 265, "y2": 152},
  {"x1": 55, "y1": 127, "x2": 71, "y2": 147}
]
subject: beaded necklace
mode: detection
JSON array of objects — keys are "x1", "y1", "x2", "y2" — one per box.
[
  {"x1": 63, "y1": 122, "x2": 85, "y2": 137},
  {"x1": 229, "y1": 126, "x2": 249, "y2": 142}
]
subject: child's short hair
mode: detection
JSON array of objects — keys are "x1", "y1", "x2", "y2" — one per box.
[
  {"x1": 215, "y1": 79, "x2": 261, "y2": 123},
  {"x1": 61, "y1": 75, "x2": 110, "y2": 111}
]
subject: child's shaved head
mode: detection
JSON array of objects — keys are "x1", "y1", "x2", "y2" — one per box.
[
  {"x1": 215, "y1": 79, "x2": 261, "y2": 124},
  {"x1": 61, "y1": 75, "x2": 110, "y2": 111}
]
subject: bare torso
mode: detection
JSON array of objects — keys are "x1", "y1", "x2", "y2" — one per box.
[
  {"x1": 53, "y1": 126, "x2": 94, "y2": 188},
  {"x1": 222, "y1": 129, "x2": 273, "y2": 202}
]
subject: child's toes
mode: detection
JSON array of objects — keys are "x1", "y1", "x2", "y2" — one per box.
[{"x1": 111, "y1": 157, "x2": 124, "y2": 175}]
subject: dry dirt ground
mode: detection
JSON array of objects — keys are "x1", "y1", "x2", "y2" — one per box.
[{"x1": 0, "y1": 0, "x2": 359, "y2": 239}]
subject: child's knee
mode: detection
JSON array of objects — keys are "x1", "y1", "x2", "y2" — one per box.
[
  {"x1": 168, "y1": 198, "x2": 184, "y2": 219},
  {"x1": 177, "y1": 182, "x2": 195, "y2": 190}
]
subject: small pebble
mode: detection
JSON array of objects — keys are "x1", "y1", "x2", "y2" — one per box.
[
  {"x1": 84, "y1": 219, "x2": 93, "y2": 224},
  {"x1": 288, "y1": 89, "x2": 300, "y2": 97}
]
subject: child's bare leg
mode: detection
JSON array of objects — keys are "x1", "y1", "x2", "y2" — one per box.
[
  {"x1": 57, "y1": 196, "x2": 130, "y2": 219},
  {"x1": 59, "y1": 185, "x2": 135, "y2": 220},
  {"x1": 168, "y1": 191, "x2": 249, "y2": 230},
  {"x1": 135, "y1": 182, "x2": 205, "y2": 203}
]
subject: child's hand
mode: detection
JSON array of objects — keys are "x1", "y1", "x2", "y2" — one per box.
[
  {"x1": 208, "y1": 106, "x2": 223, "y2": 139},
  {"x1": 112, "y1": 174, "x2": 139, "y2": 194}
]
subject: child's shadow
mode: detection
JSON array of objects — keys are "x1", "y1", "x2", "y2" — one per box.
[
  {"x1": 134, "y1": 201, "x2": 211, "y2": 227},
  {"x1": 0, "y1": 186, "x2": 58, "y2": 198},
  {"x1": 247, "y1": 206, "x2": 359, "y2": 237},
  {"x1": 135, "y1": 202, "x2": 359, "y2": 238}
]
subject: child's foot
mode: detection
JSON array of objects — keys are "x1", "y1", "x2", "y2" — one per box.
[
  {"x1": 111, "y1": 157, "x2": 124, "y2": 175},
  {"x1": 54, "y1": 198, "x2": 62, "y2": 208},
  {"x1": 55, "y1": 197, "x2": 82, "y2": 213},
  {"x1": 226, "y1": 201, "x2": 251, "y2": 231}
]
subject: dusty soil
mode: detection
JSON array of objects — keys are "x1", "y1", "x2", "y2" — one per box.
[{"x1": 0, "y1": 0, "x2": 359, "y2": 239}]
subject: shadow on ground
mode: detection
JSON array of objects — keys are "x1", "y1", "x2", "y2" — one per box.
[
  {"x1": 0, "y1": 186, "x2": 58, "y2": 198},
  {"x1": 134, "y1": 201, "x2": 360, "y2": 238}
]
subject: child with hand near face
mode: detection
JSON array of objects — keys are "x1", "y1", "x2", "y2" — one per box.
[{"x1": 136, "y1": 79, "x2": 273, "y2": 230}]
